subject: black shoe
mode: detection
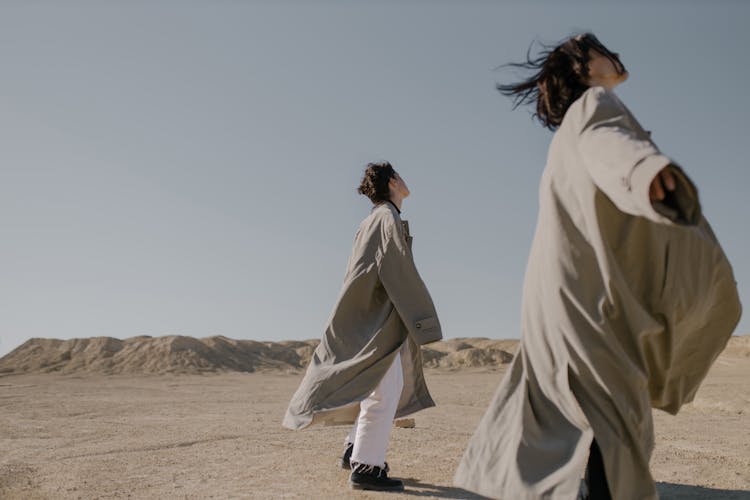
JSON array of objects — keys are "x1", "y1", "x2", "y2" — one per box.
[
  {"x1": 339, "y1": 442, "x2": 353, "y2": 469},
  {"x1": 349, "y1": 462, "x2": 404, "y2": 492}
]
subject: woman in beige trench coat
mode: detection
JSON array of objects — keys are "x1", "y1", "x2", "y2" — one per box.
[
  {"x1": 454, "y1": 33, "x2": 741, "y2": 500},
  {"x1": 284, "y1": 161, "x2": 442, "y2": 492}
]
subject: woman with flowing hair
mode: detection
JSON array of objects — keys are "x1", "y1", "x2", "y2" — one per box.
[{"x1": 454, "y1": 33, "x2": 741, "y2": 499}]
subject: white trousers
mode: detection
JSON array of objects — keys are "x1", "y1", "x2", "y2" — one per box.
[{"x1": 345, "y1": 352, "x2": 404, "y2": 468}]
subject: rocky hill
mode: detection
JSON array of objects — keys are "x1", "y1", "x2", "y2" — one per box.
[
  {"x1": 0, "y1": 335, "x2": 519, "y2": 376},
  {"x1": 2, "y1": 335, "x2": 746, "y2": 376}
]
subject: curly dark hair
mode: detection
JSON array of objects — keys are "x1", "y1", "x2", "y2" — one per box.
[
  {"x1": 498, "y1": 33, "x2": 626, "y2": 130},
  {"x1": 357, "y1": 162, "x2": 396, "y2": 204}
]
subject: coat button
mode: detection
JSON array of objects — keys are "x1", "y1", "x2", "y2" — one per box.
[{"x1": 416, "y1": 322, "x2": 421, "y2": 329}]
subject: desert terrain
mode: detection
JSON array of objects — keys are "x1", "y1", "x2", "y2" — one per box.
[{"x1": 1, "y1": 336, "x2": 748, "y2": 499}]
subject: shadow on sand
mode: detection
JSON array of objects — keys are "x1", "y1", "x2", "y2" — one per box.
[
  {"x1": 400, "y1": 478, "x2": 490, "y2": 499},
  {"x1": 657, "y1": 483, "x2": 750, "y2": 500}
]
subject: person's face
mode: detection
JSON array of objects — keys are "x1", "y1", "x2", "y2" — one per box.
[
  {"x1": 389, "y1": 172, "x2": 410, "y2": 199},
  {"x1": 586, "y1": 50, "x2": 628, "y2": 89}
]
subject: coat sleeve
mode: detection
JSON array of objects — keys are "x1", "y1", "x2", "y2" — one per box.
[
  {"x1": 375, "y1": 218, "x2": 443, "y2": 345},
  {"x1": 578, "y1": 87, "x2": 701, "y2": 225}
]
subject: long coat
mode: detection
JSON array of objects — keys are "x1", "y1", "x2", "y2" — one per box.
[
  {"x1": 283, "y1": 201, "x2": 443, "y2": 430},
  {"x1": 454, "y1": 87, "x2": 742, "y2": 500}
]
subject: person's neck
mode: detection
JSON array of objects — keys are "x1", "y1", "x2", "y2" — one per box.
[
  {"x1": 587, "y1": 79, "x2": 621, "y2": 91},
  {"x1": 389, "y1": 196, "x2": 403, "y2": 212}
]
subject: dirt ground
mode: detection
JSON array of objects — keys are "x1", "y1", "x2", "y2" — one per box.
[{"x1": 1, "y1": 357, "x2": 749, "y2": 499}]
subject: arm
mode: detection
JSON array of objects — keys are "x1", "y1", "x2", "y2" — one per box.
[
  {"x1": 375, "y1": 219, "x2": 442, "y2": 345},
  {"x1": 578, "y1": 87, "x2": 701, "y2": 225}
]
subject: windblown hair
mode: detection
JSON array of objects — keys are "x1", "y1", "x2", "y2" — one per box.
[
  {"x1": 357, "y1": 161, "x2": 396, "y2": 204},
  {"x1": 498, "y1": 33, "x2": 625, "y2": 130}
]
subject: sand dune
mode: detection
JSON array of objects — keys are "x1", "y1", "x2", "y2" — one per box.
[
  {"x1": 0, "y1": 336, "x2": 521, "y2": 376},
  {"x1": 0, "y1": 336, "x2": 315, "y2": 375},
  {"x1": 2, "y1": 335, "x2": 748, "y2": 377},
  {"x1": 721, "y1": 335, "x2": 750, "y2": 358}
]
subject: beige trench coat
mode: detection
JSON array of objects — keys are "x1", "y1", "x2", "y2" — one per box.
[
  {"x1": 283, "y1": 201, "x2": 442, "y2": 430},
  {"x1": 454, "y1": 87, "x2": 741, "y2": 499}
]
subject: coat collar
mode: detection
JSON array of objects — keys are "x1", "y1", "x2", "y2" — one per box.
[{"x1": 372, "y1": 200, "x2": 401, "y2": 216}]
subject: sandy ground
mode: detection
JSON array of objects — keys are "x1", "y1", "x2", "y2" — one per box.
[{"x1": 1, "y1": 359, "x2": 749, "y2": 499}]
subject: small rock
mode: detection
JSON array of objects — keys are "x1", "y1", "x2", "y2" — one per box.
[{"x1": 394, "y1": 418, "x2": 415, "y2": 428}]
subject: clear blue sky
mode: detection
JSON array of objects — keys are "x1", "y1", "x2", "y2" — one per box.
[{"x1": 1, "y1": 1, "x2": 748, "y2": 357}]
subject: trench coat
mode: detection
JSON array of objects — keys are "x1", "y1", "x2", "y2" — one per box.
[
  {"x1": 454, "y1": 86, "x2": 742, "y2": 500},
  {"x1": 283, "y1": 201, "x2": 442, "y2": 430}
]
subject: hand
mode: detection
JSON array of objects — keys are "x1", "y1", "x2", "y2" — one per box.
[{"x1": 649, "y1": 167, "x2": 676, "y2": 201}]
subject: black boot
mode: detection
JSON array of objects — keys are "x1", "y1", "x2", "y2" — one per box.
[
  {"x1": 349, "y1": 462, "x2": 404, "y2": 492},
  {"x1": 339, "y1": 442, "x2": 353, "y2": 469}
]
